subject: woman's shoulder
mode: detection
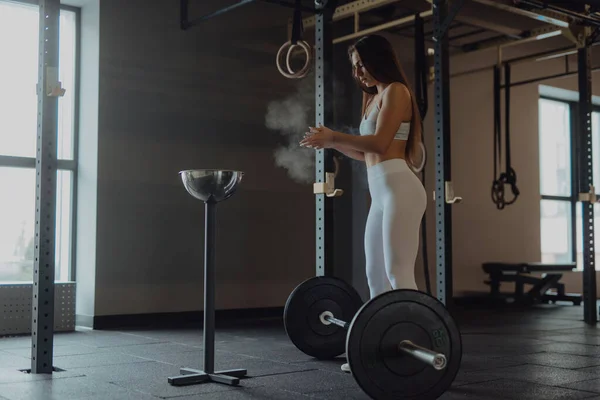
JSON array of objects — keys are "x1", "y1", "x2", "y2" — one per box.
[
  {"x1": 384, "y1": 82, "x2": 410, "y2": 96},
  {"x1": 381, "y1": 82, "x2": 411, "y2": 105}
]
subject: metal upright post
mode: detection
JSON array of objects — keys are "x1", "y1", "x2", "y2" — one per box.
[
  {"x1": 203, "y1": 200, "x2": 217, "y2": 372},
  {"x1": 577, "y1": 26, "x2": 598, "y2": 324},
  {"x1": 433, "y1": 0, "x2": 454, "y2": 305},
  {"x1": 31, "y1": 0, "x2": 61, "y2": 374},
  {"x1": 314, "y1": 0, "x2": 336, "y2": 277}
]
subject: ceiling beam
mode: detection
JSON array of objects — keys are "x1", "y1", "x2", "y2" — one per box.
[
  {"x1": 462, "y1": 25, "x2": 563, "y2": 52},
  {"x1": 453, "y1": 14, "x2": 524, "y2": 38},
  {"x1": 301, "y1": 0, "x2": 402, "y2": 29},
  {"x1": 470, "y1": 0, "x2": 570, "y2": 27}
]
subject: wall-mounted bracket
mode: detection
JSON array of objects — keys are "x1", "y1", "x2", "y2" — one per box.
[
  {"x1": 432, "y1": 181, "x2": 463, "y2": 204},
  {"x1": 41, "y1": 66, "x2": 66, "y2": 97},
  {"x1": 579, "y1": 185, "x2": 599, "y2": 203},
  {"x1": 313, "y1": 172, "x2": 344, "y2": 197},
  {"x1": 563, "y1": 23, "x2": 593, "y2": 49},
  {"x1": 313, "y1": 157, "x2": 343, "y2": 198}
]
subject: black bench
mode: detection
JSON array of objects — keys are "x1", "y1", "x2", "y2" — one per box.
[{"x1": 482, "y1": 262, "x2": 582, "y2": 306}]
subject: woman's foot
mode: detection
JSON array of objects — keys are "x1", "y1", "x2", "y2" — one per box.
[{"x1": 341, "y1": 362, "x2": 351, "y2": 373}]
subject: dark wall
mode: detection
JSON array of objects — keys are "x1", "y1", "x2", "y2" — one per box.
[{"x1": 90, "y1": 0, "x2": 328, "y2": 316}]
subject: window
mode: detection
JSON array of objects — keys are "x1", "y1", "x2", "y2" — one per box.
[
  {"x1": 539, "y1": 98, "x2": 573, "y2": 264},
  {"x1": 539, "y1": 96, "x2": 600, "y2": 270},
  {"x1": 0, "y1": 0, "x2": 79, "y2": 283}
]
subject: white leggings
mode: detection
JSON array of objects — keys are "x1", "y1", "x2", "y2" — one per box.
[{"x1": 364, "y1": 158, "x2": 427, "y2": 299}]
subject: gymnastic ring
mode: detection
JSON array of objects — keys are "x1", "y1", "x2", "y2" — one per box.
[
  {"x1": 333, "y1": 156, "x2": 340, "y2": 178},
  {"x1": 276, "y1": 40, "x2": 312, "y2": 79},
  {"x1": 413, "y1": 142, "x2": 427, "y2": 173},
  {"x1": 286, "y1": 43, "x2": 303, "y2": 75},
  {"x1": 276, "y1": 40, "x2": 311, "y2": 79},
  {"x1": 286, "y1": 41, "x2": 311, "y2": 77},
  {"x1": 289, "y1": 41, "x2": 312, "y2": 78}
]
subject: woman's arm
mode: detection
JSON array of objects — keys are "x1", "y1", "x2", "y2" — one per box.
[
  {"x1": 301, "y1": 129, "x2": 365, "y2": 160},
  {"x1": 332, "y1": 83, "x2": 412, "y2": 154},
  {"x1": 334, "y1": 145, "x2": 365, "y2": 161}
]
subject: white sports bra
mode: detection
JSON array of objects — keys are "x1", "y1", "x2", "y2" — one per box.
[{"x1": 359, "y1": 85, "x2": 411, "y2": 140}]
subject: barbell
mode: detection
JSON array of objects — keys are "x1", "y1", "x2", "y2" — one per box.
[{"x1": 284, "y1": 276, "x2": 462, "y2": 400}]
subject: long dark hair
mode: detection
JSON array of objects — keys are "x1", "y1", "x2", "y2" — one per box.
[{"x1": 348, "y1": 34, "x2": 423, "y2": 171}]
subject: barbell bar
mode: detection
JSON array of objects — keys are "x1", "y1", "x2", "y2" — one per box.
[
  {"x1": 398, "y1": 340, "x2": 448, "y2": 371},
  {"x1": 319, "y1": 310, "x2": 448, "y2": 371}
]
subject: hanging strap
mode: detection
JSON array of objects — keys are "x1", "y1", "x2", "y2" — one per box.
[
  {"x1": 501, "y1": 63, "x2": 520, "y2": 206},
  {"x1": 491, "y1": 65, "x2": 503, "y2": 208},
  {"x1": 291, "y1": 0, "x2": 304, "y2": 44},
  {"x1": 414, "y1": 13, "x2": 428, "y2": 119},
  {"x1": 414, "y1": 12, "x2": 431, "y2": 295},
  {"x1": 493, "y1": 65, "x2": 501, "y2": 184},
  {"x1": 491, "y1": 63, "x2": 520, "y2": 209}
]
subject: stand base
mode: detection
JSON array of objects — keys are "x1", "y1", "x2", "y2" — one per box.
[{"x1": 168, "y1": 367, "x2": 248, "y2": 387}]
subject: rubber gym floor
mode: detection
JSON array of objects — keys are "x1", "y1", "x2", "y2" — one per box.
[{"x1": 1, "y1": 302, "x2": 600, "y2": 400}]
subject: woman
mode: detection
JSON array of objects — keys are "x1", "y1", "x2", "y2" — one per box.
[{"x1": 299, "y1": 34, "x2": 427, "y2": 373}]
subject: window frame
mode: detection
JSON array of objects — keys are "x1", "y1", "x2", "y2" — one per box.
[
  {"x1": 539, "y1": 94, "x2": 600, "y2": 269},
  {"x1": 0, "y1": 0, "x2": 81, "y2": 283}
]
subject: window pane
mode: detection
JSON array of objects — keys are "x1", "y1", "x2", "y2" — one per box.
[
  {"x1": 0, "y1": 167, "x2": 73, "y2": 282},
  {"x1": 0, "y1": 1, "x2": 76, "y2": 160},
  {"x1": 0, "y1": 168, "x2": 36, "y2": 282},
  {"x1": 540, "y1": 199, "x2": 572, "y2": 264},
  {"x1": 539, "y1": 99, "x2": 571, "y2": 196},
  {"x1": 55, "y1": 170, "x2": 73, "y2": 281},
  {"x1": 0, "y1": 1, "x2": 39, "y2": 158},
  {"x1": 58, "y1": 10, "x2": 77, "y2": 161},
  {"x1": 575, "y1": 202, "x2": 600, "y2": 270}
]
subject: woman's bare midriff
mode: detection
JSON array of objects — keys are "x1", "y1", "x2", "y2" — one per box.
[{"x1": 365, "y1": 139, "x2": 407, "y2": 168}]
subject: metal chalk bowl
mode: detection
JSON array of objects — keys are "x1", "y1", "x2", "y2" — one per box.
[{"x1": 168, "y1": 169, "x2": 246, "y2": 387}]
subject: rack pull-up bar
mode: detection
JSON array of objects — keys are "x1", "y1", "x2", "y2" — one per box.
[
  {"x1": 180, "y1": 0, "x2": 256, "y2": 30},
  {"x1": 180, "y1": 0, "x2": 316, "y2": 30},
  {"x1": 501, "y1": 65, "x2": 600, "y2": 89}
]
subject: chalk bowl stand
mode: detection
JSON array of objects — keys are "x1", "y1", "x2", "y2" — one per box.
[{"x1": 168, "y1": 169, "x2": 246, "y2": 387}]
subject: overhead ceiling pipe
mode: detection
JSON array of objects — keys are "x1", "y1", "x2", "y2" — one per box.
[{"x1": 524, "y1": 0, "x2": 600, "y2": 10}]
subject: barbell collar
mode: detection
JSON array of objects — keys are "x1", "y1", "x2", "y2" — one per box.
[{"x1": 320, "y1": 311, "x2": 349, "y2": 329}]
